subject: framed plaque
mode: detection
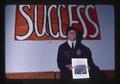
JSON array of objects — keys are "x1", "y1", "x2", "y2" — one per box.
[{"x1": 72, "y1": 58, "x2": 89, "y2": 79}]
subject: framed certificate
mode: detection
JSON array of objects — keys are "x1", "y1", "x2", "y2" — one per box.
[{"x1": 72, "y1": 58, "x2": 89, "y2": 79}]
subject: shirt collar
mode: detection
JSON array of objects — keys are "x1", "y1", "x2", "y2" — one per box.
[{"x1": 67, "y1": 40, "x2": 76, "y2": 48}]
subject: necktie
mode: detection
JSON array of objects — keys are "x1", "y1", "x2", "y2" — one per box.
[
  {"x1": 72, "y1": 42, "x2": 74, "y2": 49},
  {"x1": 72, "y1": 42, "x2": 75, "y2": 57}
]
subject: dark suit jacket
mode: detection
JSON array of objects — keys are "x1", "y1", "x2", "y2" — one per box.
[{"x1": 57, "y1": 41, "x2": 100, "y2": 79}]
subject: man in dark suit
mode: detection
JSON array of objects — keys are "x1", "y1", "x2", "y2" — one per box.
[{"x1": 57, "y1": 26, "x2": 100, "y2": 79}]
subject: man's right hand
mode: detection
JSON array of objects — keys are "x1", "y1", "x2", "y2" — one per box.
[{"x1": 65, "y1": 64, "x2": 73, "y2": 71}]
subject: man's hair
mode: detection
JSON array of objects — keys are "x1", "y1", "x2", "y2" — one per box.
[
  {"x1": 65, "y1": 26, "x2": 83, "y2": 41},
  {"x1": 65, "y1": 26, "x2": 76, "y2": 35}
]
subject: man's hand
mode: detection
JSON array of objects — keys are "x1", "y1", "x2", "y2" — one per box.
[
  {"x1": 88, "y1": 65, "x2": 90, "y2": 70},
  {"x1": 65, "y1": 64, "x2": 73, "y2": 71}
]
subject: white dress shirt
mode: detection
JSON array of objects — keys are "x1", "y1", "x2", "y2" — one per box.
[{"x1": 67, "y1": 40, "x2": 76, "y2": 49}]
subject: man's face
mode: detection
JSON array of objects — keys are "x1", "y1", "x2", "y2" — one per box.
[{"x1": 67, "y1": 30, "x2": 76, "y2": 41}]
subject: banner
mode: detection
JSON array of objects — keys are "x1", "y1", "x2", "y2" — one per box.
[{"x1": 15, "y1": 5, "x2": 101, "y2": 40}]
